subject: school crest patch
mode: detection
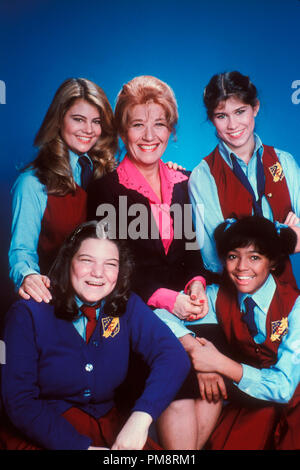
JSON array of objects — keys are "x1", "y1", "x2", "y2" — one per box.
[
  {"x1": 102, "y1": 316, "x2": 120, "y2": 338},
  {"x1": 270, "y1": 317, "x2": 288, "y2": 342},
  {"x1": 268, "y1": 161, "x2": 284, "y2": 182}
]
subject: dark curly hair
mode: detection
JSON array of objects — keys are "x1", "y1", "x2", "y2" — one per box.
[
  {"x1": 49, "y1": 220, "x2": 134, "y2": 321},
  {"x1": 214, "y1": 216, "x2": 297, "y2": 278},
  {"x1": 203, "y1": 71, "x2": 258, "y2": 121}
]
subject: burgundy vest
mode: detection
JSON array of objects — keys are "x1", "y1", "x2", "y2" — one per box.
[
  {"x1": 38, "y1": 184, "x2": 87, "y2": 273},
  {"x1": 204, "y1": 144, "x2": 292, "y2": 221},
  {"x1": 205, "y1": 145, "x2": 296, "y2": 287},
  {"x1": 215, "y1": 279, "x2": 299, "y2": 369}
]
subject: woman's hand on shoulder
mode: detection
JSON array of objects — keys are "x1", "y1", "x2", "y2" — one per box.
[
  {"x1": 284, "y1": 211, "x2": 300, "y2": 226},
  {"x1": 283, "y1": 212, "x2": 300, "y2": 252},
  {"x1": 111, "y1": 411, "x2": 152, "y2": 450},
  {"x1": 19, "y1": 274, "x2": 52, "y2": 303}
]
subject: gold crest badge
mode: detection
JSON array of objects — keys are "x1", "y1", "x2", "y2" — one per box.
[
  {"x1": 268, "y1": 162, "x2": 284, "y2": 182},
  {"x1": 102, "y1": 316, "x2": 120, "y2": 338},
  {"x1": 270, "y1": 317, "x2": 288, "y2": 342}
]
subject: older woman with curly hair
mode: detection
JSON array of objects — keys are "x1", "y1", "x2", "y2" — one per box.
[
  {"x1": 9, "y1": 78, "x2": 118, "y2": 304},
  {"x1": 88, "y1": 75, "x2": 213, "y2": 322},
  {"x1": 88, "y1": 75, "x2": 218, "y2": 450}
]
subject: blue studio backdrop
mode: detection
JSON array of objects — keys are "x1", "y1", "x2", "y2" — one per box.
[{"x1": 0, "y1": 0, "x2": 299, "y2": 311}]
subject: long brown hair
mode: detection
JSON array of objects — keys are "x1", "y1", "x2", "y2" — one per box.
[{"x1": 30, "y1": 78, "x2": 118, "y2": 196}]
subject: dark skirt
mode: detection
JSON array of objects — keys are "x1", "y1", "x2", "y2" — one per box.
[{"x1": 0, "y1": 406, "x2": 161, "y2": 450}]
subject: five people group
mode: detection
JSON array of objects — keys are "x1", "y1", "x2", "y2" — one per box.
[{"x1": 1, "y1": 70, "x2": 300, "y2": 450}]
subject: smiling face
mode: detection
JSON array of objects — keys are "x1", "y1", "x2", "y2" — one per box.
[
  {"x1": 122, "y1": 102, "x2": 171, "y2": 170},
  {"x1": 212, "y1": 96, "x2": 259, "y2": 162},
  {"x1": 61, "y1": 98, "x2": 102, "y2": 155},
  {"x1": 70, "y1": 237, "x2": 119, "y2": 304},
  {"x1": 225, "y1": 244, "x2": 273, "y2": 295}
]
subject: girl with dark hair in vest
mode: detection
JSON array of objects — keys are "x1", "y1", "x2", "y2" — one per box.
[
  {"x1": 189, "y1": 71, "x2": 300, "y2": 288},
  {"x1": 8, "y1": 78, "x2": 118, "y2": 305},
  {"x1": 0, "y1": 221, "x2": 190, "y2": 450},
  {"x1": 160, "y1": 216, "x2": 300, "y2": 449}
]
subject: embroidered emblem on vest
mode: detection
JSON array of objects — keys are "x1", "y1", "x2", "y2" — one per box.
[
  {"x1": 270, "y1": 317, "x2": 288, "y2": 342},
  {"x1": 268, "y1": 162, "x2": 284, "y2": 182},
  {"x1": 102, "y1": 316, "x2": 120, "y2": 338}
]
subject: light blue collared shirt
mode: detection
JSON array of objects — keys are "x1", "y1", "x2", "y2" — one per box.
[
  {"x1": 188, "y1": 134, "x2": 300, "y2": 273},
  {"x1": 154, "y1": 275, "x2": 300, "y2": 404},
  {"x1": 9, "y1": 151, "x2": 93, "y2": 289}
]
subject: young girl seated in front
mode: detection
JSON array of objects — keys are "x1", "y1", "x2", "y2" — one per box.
[
  {"x1": 157, "y1": 215, "x2": 300, "y2": 450},
  {"x1": 0, "y1": 221, "x2": 190, "y2": 450}
]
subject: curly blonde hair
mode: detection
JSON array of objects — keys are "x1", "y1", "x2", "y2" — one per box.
[{"x1": 31, "y1": 78, "x2": 118, "y2": 196}]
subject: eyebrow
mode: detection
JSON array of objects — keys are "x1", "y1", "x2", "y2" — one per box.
[
  {"x1": 70, "y1": 113, "x2": 100, "y2": 119},
  {"x1": 214, "y1": 105, "x2": 248, "y2": 115},
  {"x1": 228, "y1": 248, "x2": 261, "y2": 254},
  {"x1": 78, "y1": 253, "x2": 119, "y2": 260},
  {"x1": 129, "y1": 116, "x2": 167, "y2": 122},
  {"x1": 77, "y1": 253, "x2": 94, "y2": 258},
  {"x1": 234, "y1": 106, "x2": 248, "y2": 112},
  {"x1": 129, "y1": 118, "x2": 143, "y2": 122}
]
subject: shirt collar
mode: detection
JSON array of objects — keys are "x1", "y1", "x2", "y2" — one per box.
[
  {"x1": 238, "y1": 274, "x2": 276, "y2": 315},
  {"x1": 117, "y1": 155, "x2": 188, "y2": 205},
  {"x1": 218, "y1": 133, "x2": 264, "y2": 168},
  {"x1": 75, "y1": 295, "x2": 104, "y2": 314}
]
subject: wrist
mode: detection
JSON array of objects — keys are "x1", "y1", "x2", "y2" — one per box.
[
  {"x1": 214, "y1": 351, "x2": 227, "y2": 375},
  {"x1": 130, "y1": 411, "x2": 153, "y2": 428},
  {"x1": 172, "y1": 292, "x2": 188, "y2": 318},
  {"x1": 148, "y1": 288, "x2": 179, "y2": 312},
  {"x1": 19, "y1": 270, "x2": 40, "y2": 288},
  {"x1": 216, "y1": 353, "x2": 243, "y2": 383},
  {"x1": 184, "y1": 276, "x2": 206, "y2": 294},
  {"x1": 179, "y1": 333, "x2": 198, "y2": 355}
]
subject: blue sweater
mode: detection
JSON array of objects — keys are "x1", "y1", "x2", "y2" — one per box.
[{"x1": 1, "y1": 292, "x2": 190, "y2": 450}]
